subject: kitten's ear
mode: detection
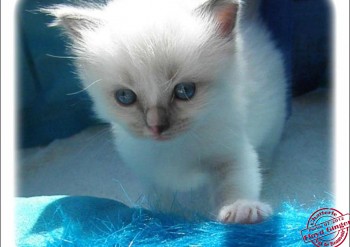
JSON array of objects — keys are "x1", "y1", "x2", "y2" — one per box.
[
  {"x1": 41, "y1": 5, "x2": 103, "y2": 40},
  {"x1": 198, "y1": 0, "x2": 239, "y2": 37}
]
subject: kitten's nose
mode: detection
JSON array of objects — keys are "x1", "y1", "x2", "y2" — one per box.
[
  {"x1": 146, "y1": 107, "x2": 170, "y2": 135},
  {"x1": 149, "y1": 124, "x2": 170, "y2": 135}
]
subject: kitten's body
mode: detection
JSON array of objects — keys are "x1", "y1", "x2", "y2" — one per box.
[
  {"x1": 114, "y1": 16, "x2": 285, "y2": 215},
  {"x1": 46, "y1": 0, "x2": 286, "y2": 223}
]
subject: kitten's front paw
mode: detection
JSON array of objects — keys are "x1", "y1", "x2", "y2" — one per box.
[{"x1": 217, "y1": 200, "x2": 272, "y2": 224}]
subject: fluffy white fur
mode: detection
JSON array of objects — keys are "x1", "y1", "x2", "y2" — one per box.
[{"x1": 45, "y1": 0, "x2": 286, "y2": 223}]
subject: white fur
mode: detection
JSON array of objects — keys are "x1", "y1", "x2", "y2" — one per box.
[{"x1": 47, "y1": 0, "x2": 286, "y2": 223}]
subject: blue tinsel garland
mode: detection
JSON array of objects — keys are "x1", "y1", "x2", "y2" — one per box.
[{"x1": 16, "y1": 196, "x2": 332, "y2": 246}]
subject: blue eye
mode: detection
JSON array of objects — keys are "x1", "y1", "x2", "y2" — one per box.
[
  {"x1": 115, "y1": 89, "x2": 137, "y2": 105},
  {"x1": 174, "y1": 82, "x2": 196, "y2": 100}
]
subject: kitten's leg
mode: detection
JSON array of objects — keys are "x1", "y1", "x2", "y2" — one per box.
[
  {"x1": 211, "y1": 144, "x2": 272, "y2": 224},
  {"x1": 258, "y1": 121, "x2": 285, "y2": 173}
]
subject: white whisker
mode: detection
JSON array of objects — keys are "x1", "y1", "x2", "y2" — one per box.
[
  {"x1": 163, "y1": 68, "x2": 180, "y2": 92},
  {"x1": 66, "y1": 79, "x2": 103, "y2": 95},
  {"x1": 46, "y1": 53, "x2": 78, "y2": 59}
]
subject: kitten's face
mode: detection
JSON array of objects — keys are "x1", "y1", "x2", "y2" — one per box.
[{"x1": 49, "y1": 0, "x2": 239, "y2": 140}]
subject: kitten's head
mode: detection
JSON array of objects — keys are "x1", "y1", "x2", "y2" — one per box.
[{"x1": 45, "y1": 0, "x2": 240, "y2": 140}]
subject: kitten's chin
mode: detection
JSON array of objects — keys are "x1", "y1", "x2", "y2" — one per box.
[
  {"x1": 146, "y1": 131, "x2": 174, "y2": 141},
  {"x1": 144, "y1": 130, "x2": 180, "y2": 141},
  {"x1": 129, "y1": 129, "x2": 174, "y2": 141}
]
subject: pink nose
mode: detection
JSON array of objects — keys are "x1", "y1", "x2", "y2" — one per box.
[{"x1": 149, "y1": 124, "x2": 169, "y2": 136}]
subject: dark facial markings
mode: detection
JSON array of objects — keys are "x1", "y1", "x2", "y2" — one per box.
[{"x1": 113, "y1": 79, "x2": 199, "y2": 139}]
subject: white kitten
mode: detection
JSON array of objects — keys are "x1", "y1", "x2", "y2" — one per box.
[{"x1": 44, "y1": 0, "x2": 286, "y2": 223}]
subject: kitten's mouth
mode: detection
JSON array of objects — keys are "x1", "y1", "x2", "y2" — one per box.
[
  {"x1": 153, "y1": 135, "x2": 171, "y2": 141},
  {"x1": 147, "y1": 125, "x2": 189, "y2": 141}
]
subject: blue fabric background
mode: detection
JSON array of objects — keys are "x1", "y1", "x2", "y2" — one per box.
[{"x1": 17, "y1": 0, "x2": 331, "y2": 148}]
